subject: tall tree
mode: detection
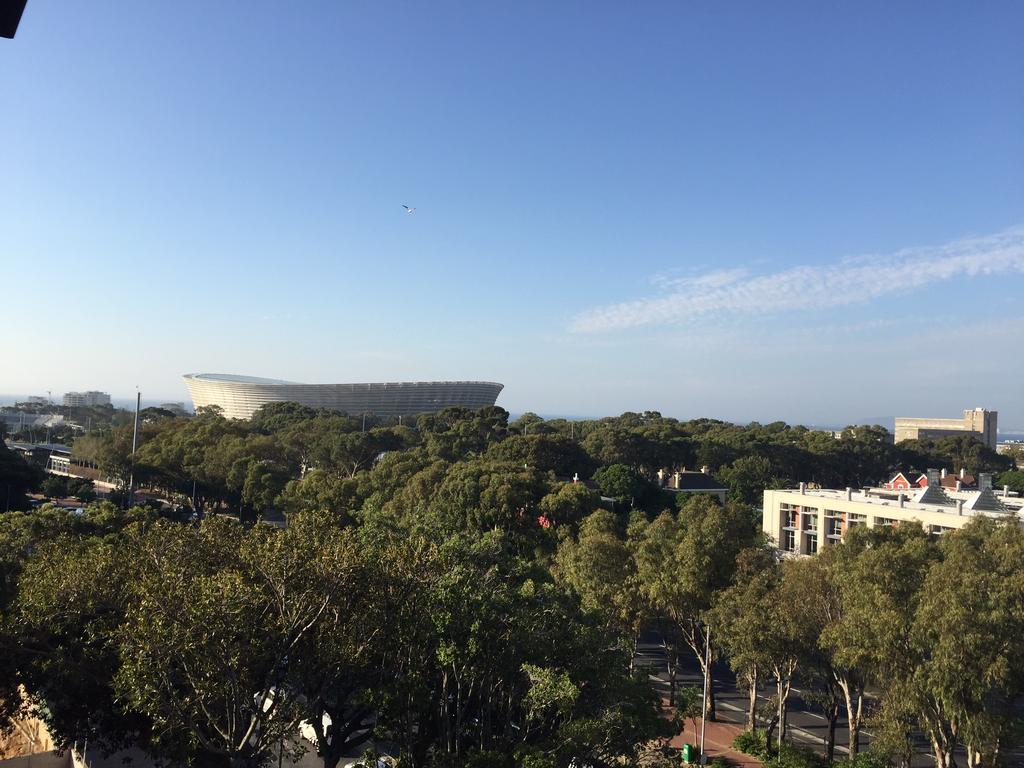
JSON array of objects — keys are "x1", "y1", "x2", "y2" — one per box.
[
  {"x1": 811, "y1": 539, "x2": 872, "y2": 757},
  {"x1": 911, "y1": 517, "x2": 1024, "y2": 767},
  {"x1": 708, "y1": 547, "x2": 778, "y2": 729},
  {"x1": 114, "y1": 518, "x2": 321, "y2": 768},
  {"x1": 423, "y1": 459, "x2": 549, "y2": 537},
  {"x1": 554, "y1": 510, "x2": 646, "y2": 663},
  {"x1": 630, "y1": 496, "x2": 758, "y2": 716},
  {"x1": 277, "y1": 512, "x2": 401, "y2": 768},
  {"x1": 0, "y1": 440, "x2": 43, "y2": 511},
  {"x1": 8, "y1": 507, "x2": 156, "y2": 754},
  {"x1": 824, "y1": 525, "x2": 940, "y2": 765},
  {"x1": 537, "y1": 482, "x2": 600, "y2": 528},
  {"x1": 719, "y1": 455, "x2": 776, "y2": 505}
]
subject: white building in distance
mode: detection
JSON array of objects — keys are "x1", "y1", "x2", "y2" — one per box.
[
  {"x1": 763, "y1": 470, "x2": 1015, "y2": 556},
  {"x1": 183, "y1": 373, "x2": 504, "y2": 421},
  {"x1": 894, "y1": 407, "x2": 997, "y2": 450},
  {"x1": 62, "y1": 391, "x2": 112, "y2": 407}
]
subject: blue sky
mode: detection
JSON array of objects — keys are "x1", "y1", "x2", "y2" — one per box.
[{"x1": 2, "y1": 2, "x2": 1023, "y2": 428}]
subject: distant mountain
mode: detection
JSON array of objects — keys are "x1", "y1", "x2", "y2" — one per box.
[{"x1": 854, "y1": 416, "x2": 894, "y2": 428}]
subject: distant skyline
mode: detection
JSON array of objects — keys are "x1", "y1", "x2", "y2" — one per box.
[{"x1": 3, "y1": 2, "x2": 1023, "y2": 426}]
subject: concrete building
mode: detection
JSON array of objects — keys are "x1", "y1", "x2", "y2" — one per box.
[
  {"x1": 62, "y1": 391, "x2": 112, "y2": 408},
  {"x1": 762, "y1": 470, "x2": 1015, "y2": 556},
  {"x1": 894, "y1": 408, "x2": 997, "y2": 450},
  {"x1": 183, "y1": 373, "x2": 504, "y2": 421}
]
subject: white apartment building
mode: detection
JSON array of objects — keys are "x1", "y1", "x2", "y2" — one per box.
[
  {"x1": 62, "y1": 391, "x2": 112, "y2": 407},
  {"x1": 763, "y1": 471, "x2": 1015, "y2": 556}
]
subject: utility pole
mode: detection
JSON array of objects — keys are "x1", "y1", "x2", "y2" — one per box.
[
  {"x1": 700, "y1": 623, "x2": 710, "y2": 759},
  {"x1": 127, "y1": 391, "x2": 141, "y2": 509}
]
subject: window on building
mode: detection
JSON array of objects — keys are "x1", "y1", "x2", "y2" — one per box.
[
  {"x1": 826, "y1": 517, "x2": 842, "y2": 537},
  {"x1": 804, "y1": 514, "x2": 818, "y2": 532},
  {"x1": 785, "y1": 509, "x2": 799, "y2": 528},
  {"x1": 847, "y1": 513, "x2": 866, "y2": 529},
  {"x1": 805, "y1": 532, "x2": 818, "y2": 555},
  {"x1": 783, "y1": 529, "x2": 797, "y2": 552}
]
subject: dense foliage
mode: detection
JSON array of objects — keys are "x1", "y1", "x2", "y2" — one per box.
[
  {"x1": 0, "y1": 502, "x2": 674, "y2": 768},
  {"x1": 0, "y1": 404, "x2": 1020, "y2": 768},
  {"x1": 713, "y1": 522, "x2": 1024, "y2": 768},
  {"x1": 18, "y1": 406, "x2": 1008, "y2": 520},
  {"x1": 0, "y1": 439, "x2": 44, "y2": 511}
]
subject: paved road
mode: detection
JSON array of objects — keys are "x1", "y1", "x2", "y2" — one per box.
[
  {"x1": 634, "y1": 632, "x2": 857, "y2": 752},
  {"x1": 634, "y1": 630, "x2": 1024, "y2": 768}
]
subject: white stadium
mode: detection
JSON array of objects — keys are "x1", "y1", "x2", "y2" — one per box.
[{"x1": 183, "y1": 373, "x2": 504, "y2": 421}]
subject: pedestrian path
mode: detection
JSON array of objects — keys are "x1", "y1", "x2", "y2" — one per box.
[{"x1": 666, "y1": 703, "x2": 762, "y2": 767}]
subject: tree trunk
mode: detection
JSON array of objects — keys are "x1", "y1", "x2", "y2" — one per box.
[
  {"x1": 441, "y1": 670, "x2": 452, "y2": 755},
  {"x1": 318, "y1": 705, "x2": 375, "y2": 768},
  {"x1": 838, "y1": 675, "x2": 863, "y2": 757},
  {"x1": 763, "y1": 711, "x2": 779, "y2": 759},
  {"x1": 777, "y1": 680, "x2": 785, "y2": 753},
  {"x1": 746, "y1": 668, "x2": 758, "y2": 729},
  {"x1": 930, "y1": 725, "x2": 958, "y2": 768},
  {"x1": 683, "y1": 623, "x2": 716, "y2": 720},
  {"x1": 931, "y1": 739, "x2": 955, "y2": 768},
  {"x1": 667, "y1": 645, "x2": 678, "y2": 707},
  {"x1": 825, "y1": 705, "x2": 838, "y2": 765},
  {"x1": 697, "y1": 654, "x2": 716, "y2": 721}
]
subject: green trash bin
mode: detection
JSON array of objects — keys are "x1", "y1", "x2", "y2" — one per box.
[{"x1": 680, "y1": 743, "x2": 695, "y2": 764}]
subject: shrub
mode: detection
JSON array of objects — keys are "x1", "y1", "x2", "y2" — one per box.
[
  {"x1": 70, "y1": 479, "x2": 97, "y2": 502},
  {"x1": 41, "y1": 475, "x2": 69, "y2": 499},
  {"x1": 731, "y1": 731, "x2": 826, "y2": 768},
  {"x1": 732, "y1": 729, "x2": 767, "y2": 756},
  {"x1": 769, "y1": 743, "x2": 826, "y2": 768},
  {"x1": 841, "y1": 753, "x2": 891, "y2": 768}
]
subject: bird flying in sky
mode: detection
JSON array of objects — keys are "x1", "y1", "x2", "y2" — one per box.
[{"x1": 402, "y1": 205, "x2": 415, "y2": 214}]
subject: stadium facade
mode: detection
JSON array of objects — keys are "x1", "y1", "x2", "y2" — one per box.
[{"x1": 183, "y1": 373, "x2": 504, "y2": 421}]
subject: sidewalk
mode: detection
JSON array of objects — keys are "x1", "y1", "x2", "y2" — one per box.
[{"x1": 667, "y1": 707, "x2": 762, "y2": 767}]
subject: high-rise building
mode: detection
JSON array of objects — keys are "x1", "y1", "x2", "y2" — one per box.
[
  {"x1": 894, "y1": 408, "x2": 997, "y2": 450},
  {"x1": 62, "y1": 391, "x2": 112, "y2": 407}
]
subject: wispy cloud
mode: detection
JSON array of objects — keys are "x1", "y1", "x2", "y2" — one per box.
[
  {"x1": 569, "y1": 228, "x2": 1024, "y2": 333},
  {"x1": 649, "y1": 267, "x2": 751, "y2": 292}
]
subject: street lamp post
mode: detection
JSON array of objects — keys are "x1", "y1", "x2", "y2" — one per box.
[
  {"x1": 127, "y1": 391, "x2": 140, "y2": 509},
  {"x1": 699, "y1": 623, "x2": 710, "y2": 760}
]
